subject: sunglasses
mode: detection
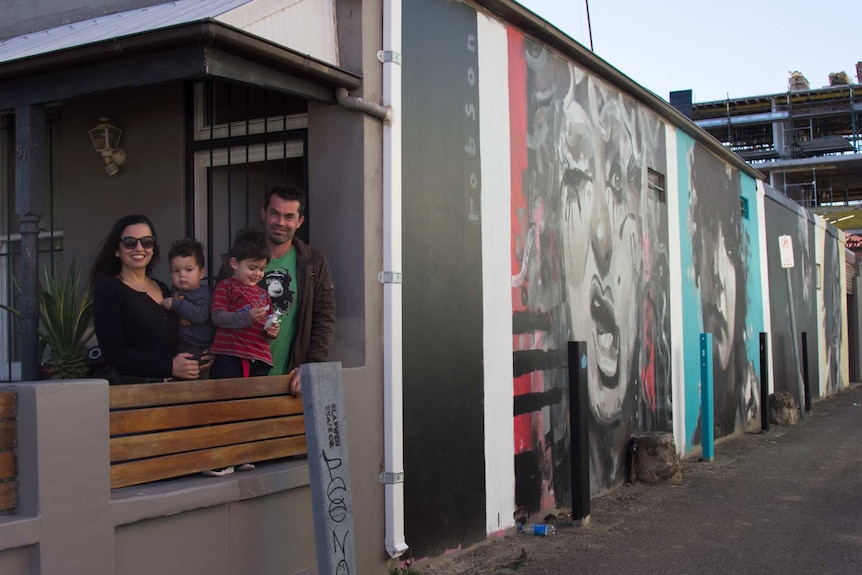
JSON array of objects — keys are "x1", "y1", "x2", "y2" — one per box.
[{"x1": 120, "y1": 236, "x2": 156, "y2": 250}]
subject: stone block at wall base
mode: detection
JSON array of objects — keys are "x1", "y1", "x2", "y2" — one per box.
[
  {"x1": 628, "y1": 432, "x2": 682, "y2": 485},
  {"x1": 769, "y1": 391, "x2": 799, "y2": 425}
]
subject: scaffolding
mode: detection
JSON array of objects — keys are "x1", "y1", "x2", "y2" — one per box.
[{"x1": 687, "y1": 81, "x2": 862, "y2": 210}]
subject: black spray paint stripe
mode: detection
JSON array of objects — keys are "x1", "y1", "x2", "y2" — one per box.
[
  {"x1": 513, "y1": 388, "x2": 564, "y2": 416},
  {"x1": 513, "y1": 348, "x2": 567, "y2": 377},
  {"x1": 512, "y1": 310, "x2": 552, "y2": 333}
]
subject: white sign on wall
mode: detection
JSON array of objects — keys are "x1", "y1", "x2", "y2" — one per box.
[{"x1": 779, "y1": 235, "x2": 795, "y2": 268}]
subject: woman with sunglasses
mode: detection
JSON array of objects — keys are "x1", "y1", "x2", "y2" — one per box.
[{"x1": 91, "y1": 214, "x2": 202, "y2": 382}]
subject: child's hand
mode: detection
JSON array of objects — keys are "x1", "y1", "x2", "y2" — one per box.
[
  {"x1": 161, "y1": 297, "x2": 173, "y2": 310},
  {"x1": 248, "y1": 307, "x2": 267, "y2": 323},
  {"x1": 265, "y1": 321, "x2": 280, "y2": 339}
]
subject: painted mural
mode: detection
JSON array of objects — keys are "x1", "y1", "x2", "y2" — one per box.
[
  {"x1": 509, "y1": 34, "x2": 672, "y2": 508},
  {"x1": 821, "y1": 227, "x2": 846, "y2": 394},
  {"x1": 401, "y1": 0, "x2": 847, "y2": 558},
  {"x1": 684, "y1": 143, "x2": 759, "y2": 443}
]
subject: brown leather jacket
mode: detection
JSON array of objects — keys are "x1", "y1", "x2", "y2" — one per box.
[{"x1": 286, "y1": 237, "x2": 336, "y2": 372}]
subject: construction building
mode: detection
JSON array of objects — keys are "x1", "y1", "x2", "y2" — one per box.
[{"x1": 673, "y1": 66, "x2": 862, "y2": 231}]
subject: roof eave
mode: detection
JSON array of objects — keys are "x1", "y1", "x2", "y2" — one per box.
[{"x1": 0, "y1": 20, "x2": 362, "y2": 91}]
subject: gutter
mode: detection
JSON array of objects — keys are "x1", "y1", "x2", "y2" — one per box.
[
  {"x1": 0, "y1": 20, "x2": 361, "y2": 90},
  {"x1": 474, "y1": 0, "x2": 765, "y2": 182}
]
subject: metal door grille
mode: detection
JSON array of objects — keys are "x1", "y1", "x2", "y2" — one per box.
[{"x1": 186, "y1": 80, "x2": 309, "y2": 280}]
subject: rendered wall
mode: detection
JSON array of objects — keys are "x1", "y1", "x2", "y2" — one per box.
[
  {"x1": 402, "y1": 0, "x2": 674, "y2": 556},
  {"x1": 401, "y1": 0, "x2": 487, "y2": 557},
  {"x1": 399, "y1": 0, "x2": 839, "y2": 558},
  {"x1": 762, "y1": 188, "x2": 819, "y2": 401},
  {"x1": 0, "y1": 379, "x2": 318, "y2": 575},
  {"x1": 676, "y1": 136, "x2": 765, "y2": 449},
  {"x1": 816, "y1": 221, "x2": 849, "y2": 395}
]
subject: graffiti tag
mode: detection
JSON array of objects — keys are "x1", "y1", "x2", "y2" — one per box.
[{"x1": 322, "y1": 442, "x2": 350, "y2": 573}]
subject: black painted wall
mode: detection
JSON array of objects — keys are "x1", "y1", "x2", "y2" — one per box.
[{"x1": 401, "y1": 0, "x2": 486, "y2": 557}]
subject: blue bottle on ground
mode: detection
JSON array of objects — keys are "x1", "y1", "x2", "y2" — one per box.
[{"x1": 518, "y1": 523, "x2": 556, "y2": 536}]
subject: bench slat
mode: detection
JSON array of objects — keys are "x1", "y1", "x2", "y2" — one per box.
[
  {"x1": 0, "y1": 481, "x2": 17, "y2": 513},
  {"x1": 0, "y1": 392, "x2": 15, "y2": 418},
  {"x1": 110, "y1": 435, "x2": 307, "y2": 489},
  {"x1": 111, "y1": 415, "x2": 305, "y2": 462},
  {"x1": 0, "y1": 451, "x2": 14, "y2": 480},
  {"x1": 0, "y1": 421, "x2": 14, "y2": 450},
  {"x1": 109, "y1": 376, "x2": 291, "y2": 409},
  {"x1": 110, "y1": 396, "x2": 303, "y2": 435}
]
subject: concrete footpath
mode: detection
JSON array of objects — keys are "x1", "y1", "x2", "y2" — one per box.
[{"x1": 416, "y1": 384, "x2": 862, "y2": 575}]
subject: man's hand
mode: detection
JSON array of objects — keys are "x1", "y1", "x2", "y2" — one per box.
[
  {"x1": 288, "y1": 367, "x2": 302, "y2": 396},
  {"x1": 199, "y1": 350, "x2": 215, "y2": 373}
]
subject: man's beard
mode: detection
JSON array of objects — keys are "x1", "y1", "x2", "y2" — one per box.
[{"x1": 268, "y1": 228, "x2": 292, "y2": 245}]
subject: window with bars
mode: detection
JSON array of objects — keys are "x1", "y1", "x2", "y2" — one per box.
[
  {"x1": 188, "y1": 80, "x2": 309, "y2": 280},
  {"x1": 647, "y1": 168, "x2": 666, "y2": 203},
  {"x1": 0, "y1": 112, "x2": 65, "y2": 381}
]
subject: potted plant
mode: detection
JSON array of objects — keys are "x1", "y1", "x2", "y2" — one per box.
[{"x1": 1, "y1": 262, "x2": 95, "y2": 379}]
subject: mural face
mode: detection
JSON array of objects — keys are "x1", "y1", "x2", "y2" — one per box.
[
  {"x1": 797, "y1": 216, "x2": 813, "y2": 310},
  {"x1": 688, "y1": 146, "x2": 757, "y2": 437},
  {"x1": 560, "y1": 88, "x2": 643, "y2": 424},
  {"x1": 823, "y1": 236, "x2": 843, "y2": 393},
  {"x1": 512, "y1": 39, "x2": 671, "y2": 503}
]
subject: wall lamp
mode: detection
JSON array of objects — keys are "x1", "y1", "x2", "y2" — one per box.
[{"x1": 88, "y1": 117, "x2": 126, "y2": 176}]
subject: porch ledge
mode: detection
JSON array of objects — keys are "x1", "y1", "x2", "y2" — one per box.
[
  {"x1": 110, "y1": 458, "x2": 309, "y2": 527},
  {"x1": 0, "y1": 514, "x2": 41, "y2": 552}
]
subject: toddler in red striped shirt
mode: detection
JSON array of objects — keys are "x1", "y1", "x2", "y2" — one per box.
[
  {"x1": 210, "y1": 228, "x2": 281, "y2": 379},
  {"x1": 205, "y1": 228, "x2": 281, "y2": 477}
]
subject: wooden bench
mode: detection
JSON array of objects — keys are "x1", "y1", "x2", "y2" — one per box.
[
  {"x1": 0, "y1": 391, "x2": 16, "y2": 514},
  {"x1": 109, "y1": 376, "x2": 306, "y2": 489}
]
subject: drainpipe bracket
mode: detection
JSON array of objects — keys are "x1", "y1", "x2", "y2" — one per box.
[
  {"x1": 378, "y1": 271, "x2": 403, "y2": 284},
  {"x1": 380, "y1": 471, "x2": 405, "y2": 484},
  {"x1": 377, "y1": 50, "x2": 402, "y2": 66}
]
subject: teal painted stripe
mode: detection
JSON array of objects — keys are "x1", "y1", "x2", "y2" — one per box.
[
  {"x1": 741, "y1": 174, "x2": 765, "y2": 386},
  {"x1": 676, "y1": 133, "x2": 703, "y2": 450}
]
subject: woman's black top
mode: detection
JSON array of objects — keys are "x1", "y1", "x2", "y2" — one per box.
[{"x1": 93, "y1": 276, "x2": 179, "y2": 380}]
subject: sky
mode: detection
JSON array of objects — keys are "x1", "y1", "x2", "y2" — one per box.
[{"x1": 517, "y1": 0, "x2": 862, "y2": 103}]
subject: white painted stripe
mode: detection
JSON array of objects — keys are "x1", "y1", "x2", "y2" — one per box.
[
  {"x1": 841, "y1": 232, "x2": 850, "y2": 389},
  {"x1": 664, "y1": 124, "x2": 686, "y2": 456},
  {"x1": 814, "y1": 219, "x2": 827, "y2": 396},
  {"x1": 755, "y1": 180, "x2": 774, "y2": 395},
  {"x1": 477, "y1": 12, "x2": 515, "y2": 535}
]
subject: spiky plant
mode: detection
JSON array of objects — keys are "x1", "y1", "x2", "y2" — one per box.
[
  {"x1": 37, "y1": 262, "x2": 95, "y2": 379},
  {"x1": 0, "y1": 262, "x2": 95, "y2": 379}
]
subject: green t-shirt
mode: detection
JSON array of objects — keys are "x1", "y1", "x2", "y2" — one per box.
[{"x1": 262, "y1": 248, "x2": 299, "y2": 375}]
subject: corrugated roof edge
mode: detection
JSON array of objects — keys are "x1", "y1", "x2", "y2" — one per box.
[
  {"x1": 475, "y1": 0, "x2": 765, "y2": 182},
  {"x1": 0, "y1": 19, "x2": 361, "y2": 91}
]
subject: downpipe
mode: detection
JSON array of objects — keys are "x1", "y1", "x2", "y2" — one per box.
[{"x1": 333, "y1": 0, "x2": 407, "y2": 559}]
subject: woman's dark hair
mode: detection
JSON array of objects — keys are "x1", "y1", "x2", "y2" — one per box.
[
  {"x1": 90, "y1": 214, "x2": 160, "y2": 285},
  {"x1": 230, "y1": 228, "x2": 269, "y2": 263}
]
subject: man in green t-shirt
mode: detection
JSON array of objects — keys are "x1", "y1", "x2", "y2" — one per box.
[{"x1": 260, "y1": 185, "x2": 336, "y2": 395}]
